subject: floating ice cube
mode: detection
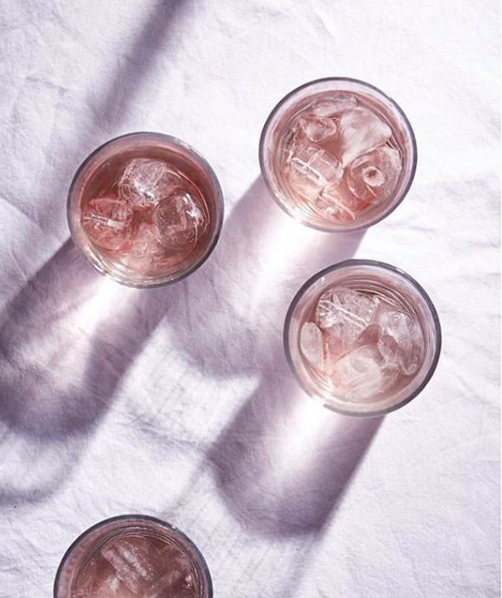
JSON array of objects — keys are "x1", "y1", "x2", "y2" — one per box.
[
  {"x1": 322, "y1": 329, "x2": 356, "y2": 375},
  {"x1": 315, "y1": 288, "x2": 378, "y2": 344},
  {"x1": 289, "y1": 144, "x2": 343, "y2": 185},
  {"x1": 153, "y1": 192, "x2": 207, "y2": 250},
  {"x1": 338, "y1": 107, "x2": 392, "y2": 166},
  {"x1": 311, "y1": 94, "x2": 358, "y2": 117},
  {"x1": 101, "y1": 538, "x2": 156, "y2": 594},
  {"x1": 312, "y1": 185, "x2": 366, "y2": 222},
  {"x1": 82, "y1": 568, "x2": 120, "y2": 598},
  {"x1": 347, "y1": 146, "x2": 402, "y2": 203},
  {"x1": 122, "y1": 223, "x2": 165, "y2": 272},
  {"x1": 297, "y1": 115, "x2": 337, "y2": 143},
  {"x1": 299, "y1": 322, "x2": 324, "y2": 370},
  {"x1": 143, "y1": 545, "x2": 194, "y2": 598},
  {"x1": 377, "y1": 309, "x2": 424, "y2": 375},
  {"x1": 119, "y1": 159, "x2": 185, "y2": 207},
  {"x1": 332, "y1": 345, "x2": 395, "y2": 401},
  {"x1": 82, "y1": 197, "x2": 134, "y2": 251},
  {"x1": 286, "y1": 143, "x2": 343, "y2": 200},
  {"x1": 146, "y1": 565, "x2": 194, "y2": 598}
]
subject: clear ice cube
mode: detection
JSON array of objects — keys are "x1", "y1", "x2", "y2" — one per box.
[
  {"x1": 377, "y1": 309, "x2": 424, "y2": 375},
  {"x1": 82, "y1": 197, "x2": 134, "y2": 251},
  {"x1": 312, "y1": 185, "x2": 366, "y2": 222},
  {"x1": 297, "y1": 114, "x2": 337, "y2": 143},
  {"x1": 153, "y1": 192, "x2": 207, "y2": 250},
  {"x1": 84, "y1": 569, "x2": 121, "y2": 598},
  {"x1": 299, "y1": 322, "x2": 324, "y2": 370},
  {"x1": 338, "y1": 107, "x2": 392, "y2": 166},
  {"x1": 119, "y1": 159, "x2": 185, "y2": 207},
  {"x1": 311, "y1": 94, "x2": 358, "y2": 117},
  {"x1": 347, "y1": 146, "x2": 402, "y2": 203},
  {"x1": 332, "y1": 345, "x2": 395, "y2": 401},
  {"x1": 315, "y1": 287, "x2": 378, "y2": 344},
  {"x1": 144, "y1": 550, "x2": 194, "y2": 598},
  {"x1": 322, "y1": 330, "x2": 355, "y2": 375},
  {"x1": 122, "y1": 223, "x2": 165, "y2": 272},
  {"x1": 101, "y1": 538, "x2": 156, "y2": 594},
  {"x1": 287, "y1": 143, "x2": 343, "y2": 200}
]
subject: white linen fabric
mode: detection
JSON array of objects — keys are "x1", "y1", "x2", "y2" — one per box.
[{"x1": 0, "y1": 1, "x2": 499, "y2": 596}]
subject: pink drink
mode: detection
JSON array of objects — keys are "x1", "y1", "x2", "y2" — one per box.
[
  {"x1": 285, "y1": 261, "x2": 441, "y2": 416},
  {"x1": 68, "y1": 133, "x2": 223, "y2": 287},
  {"x1": 54, "y1": 516, "x2": 212, "y2": 598},
  {"x1": 260, "y1": 79, "x2": 416, "y2": 231}
]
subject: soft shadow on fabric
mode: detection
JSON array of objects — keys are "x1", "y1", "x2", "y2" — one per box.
[
  {"x1": 0, "y1": 241, "x2": 172, "y2": 503},
  {"x1": 149, "y1": 176, "x2": 373, "y2": 537},
  {"x1": 0, "y1": 0, "x2": 187, "y2": 503}
]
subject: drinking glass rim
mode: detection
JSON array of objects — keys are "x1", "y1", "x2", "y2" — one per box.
[
  {"x1": 283, "y1": 259, "x2": 442, "y2": 417},
  {"x1": 53, "y1": 514, "x2": 213, "y2": 598},
  {"x1": 258, "y1": 77, "x2": 418, "y2": 233},
  {"x1": 67, "y1": 131, "x2": 225, "y2": 289}
]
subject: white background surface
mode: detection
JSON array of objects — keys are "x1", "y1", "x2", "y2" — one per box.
[{"x1": 0, "y1": 1, "x2": 500, "y2": 596}]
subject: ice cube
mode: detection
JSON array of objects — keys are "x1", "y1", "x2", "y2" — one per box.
[
  {"x1": 347, "y1": 146, "x2": 402, "y2": 203},
  {"x1": 119, "y1": 159, "x2": 185, "y2": 207},
  {"x1": 311, "y1": 94, "x2": 358, "y2": 117},
  {"x1": 122, "y1": 223, "x2": 165, "y2": 272},
  {"x1": 297, "y1": 115, "x2": 337, "y2": 143},
  {"x1": 322, "y1": 329, "x2": 356, "y2": 375},
  {"x1": 332, "y1": 345, "x2": 395, "y2": 401},
  {"x1": 153, "y1": 192, "x2": 207, "y2": 250},
  {"x1": 82, "y1": 197, "x2": 134, "y2": 251},
  {"x1": 286, "y1": 143, "x2": 343, "y2": 200},
  {"x1": 101, "y1": 538, "x2": 156, "y2": 594},
  {"x1": 377, "y1": 309, "x2": 424, "y2": 375},
  {"x1": 81, "y1": 568, "x2": 120, "y2": 598},
  {"x1": 144, "y1": 571, "x2": 193, "y2": 598},
  {"x1": 144, "y1": 546, "x2": 194, "y2": 598},
  {"x1": 338, "y1": 107, "x2": 392, "y2": 166},
  {"x1": 315, "y1": 288, "x2": 378, "y2": 344},
  {"x1": 312, "y1": 185, "x2": 366, "y2": 222},
  {"x1": 299, "y1": 322, "x2": 324, "y2": 370}
]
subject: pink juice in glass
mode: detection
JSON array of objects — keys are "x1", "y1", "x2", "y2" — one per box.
[
  {"x1": 54, "y1": 516, "x2": 212, "y2": 598},
  {"x1": 285, "y1": 261, "x2": 441, "y2": 416},
  {"x1": 260, "y1": 78, "x2": 416, "y2": 231},
  {"x1": 68, "y1": 133, "x2": 223, "y2": 287}
]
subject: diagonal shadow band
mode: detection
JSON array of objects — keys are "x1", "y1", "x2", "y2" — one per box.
[
  {"x1": 0, "y1": 239, "x2": 173, "y2": 439},
  {"x1": 127, "y1": 176, "x2": 367, "y2": 391},
  {"x1": 0, "y1": 0, "x2": 188, "y2": 504},
  {"x1": 209, "y1": 381, "x2": 383, "y2": 537},
  {"x1": 197, "y1": 178, "x2": 376, "y2": 538},
  {"x1": 135, "y1": 176, "x2": 372, "y2": 539},
  {"x1": 37, "y1": 0, "x2": 188, "y2": 232},
  {"x1": 0, "y1": 174, "x2": 367, "y2": 510},
  {"x1": 97, "y1": 0, "x2": 187, "y2": 131},
  {"x1": 0, "y1": 240, "x2": 173, "y2": 503}
]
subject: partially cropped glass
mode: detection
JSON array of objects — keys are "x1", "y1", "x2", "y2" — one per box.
[
  {"x1": 68, "y1": 132, "x2": 224, "y2": 287},
  {"x1": 54, "y1": 515, "x2": 212, "y2": 598},
  {"x1": 259, "y1": 78, "x2": 417, "y2": 232},
  {"x1": 284, "y1": 260, "x2": 441, "y2": 416}
]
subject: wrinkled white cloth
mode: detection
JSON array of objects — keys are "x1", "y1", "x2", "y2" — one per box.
[{"x1": 0, "y1": 1, "x2": 499, "y2": 597}]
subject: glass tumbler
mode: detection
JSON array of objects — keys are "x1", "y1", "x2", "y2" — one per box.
[
  {"x1": 284, "y1": 260, "x2": 441, "y2": 416},
  {"x1": 68, "y1": 132, "x2": 224, "y2": 287},
  {"x1": 259, "y1": 78, "x2": 417, "y2": 232},
  {"x1": 54, "y1": 515, "x2": 212, "y2": 598}
]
